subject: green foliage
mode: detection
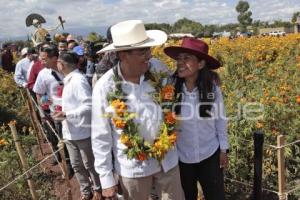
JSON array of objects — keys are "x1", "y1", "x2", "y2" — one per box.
[
  {"x1": 0, "y1": 69, "x2": 55, "y2": 199},
  {"x1": 145, "y1": 17, "x2": 294, "y2": 37},
  {"x1": 0, "y1": 124, "x2": 56, "y2": 199},
  {"x1": 145, "y1": 23, "x2": 172, "y2": 34},
  {"x1": 86, "y1": 32, "x2": 105, "y2": 42},
  {"x1": 292, "y1": 12, "x2": 300, "y2": 23},
  {"x1": 236, "y1": 0, "x2": 253, "y2": 32},
  {"x1": 0, "y1": 69, "x2": 30, "y2": 127},
  {"x1": 210, "y1": 35, "x2": 300, "y2": 199},
  {"x1": 236, "y1": 0, "x2": 250, "y2": 13},
  {"x1": 270, "y1": 20, "x2": 293, "y2": 28},
  {"x1": 173, "y1": 18, "x2": 204, "y2": 36}
]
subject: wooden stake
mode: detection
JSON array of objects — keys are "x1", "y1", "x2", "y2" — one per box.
[
  {"x1": 277, "y1": 135, "x2": 286, "y2": 200},
  {"x1": 24, "y1": 89, "x2": 44, "y2": 156},
  {"x1": 57, "y1": 141, "x2": 73, "y2": 200},
  {"x1": 9, "y1": 122, "x2": 38, "y2": 200}
]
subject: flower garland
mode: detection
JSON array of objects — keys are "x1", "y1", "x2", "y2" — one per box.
[{"x1": 106, "y1": 67, "x2": 177, "y2": 162}]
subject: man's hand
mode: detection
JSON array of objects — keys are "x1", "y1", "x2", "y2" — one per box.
[
  {"x1": 220, "y1": 151, "x2": 229, "y2": 169},
  {"x1": 92, "y1": 190, "x2": 102, "y2": 200},
  {"x1": 102, "y1": 185, "x2": 118, "y2": 200},
  {"x1": 52, "y1": 111, "x2": 66, "y2": 121},
  {"x1": 22, "y1": 82, "x2": 28, "y2": 88}
]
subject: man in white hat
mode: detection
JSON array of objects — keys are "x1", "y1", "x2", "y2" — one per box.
[{"x1": 92, "y1": 20, "x2": 184, "y2": 200}]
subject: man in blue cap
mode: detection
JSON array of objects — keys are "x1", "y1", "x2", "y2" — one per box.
[{"x1": 73, "y1": 46, "x2": 87, "y2": 74}]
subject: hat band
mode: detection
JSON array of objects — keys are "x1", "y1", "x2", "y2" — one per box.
[{"x1": 113, "y1": 37, "x2": 150, "y2": 48}]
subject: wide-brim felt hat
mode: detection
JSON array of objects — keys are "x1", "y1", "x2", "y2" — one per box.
[
  {"x1": 164, "y1": 37, "x2": 221, "y2": 69},
  {"x1": 97, "y1": 20, "x2": 167, "y2": 54}
]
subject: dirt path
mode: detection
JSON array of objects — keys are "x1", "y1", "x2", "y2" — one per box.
[{"x1": 38, "y1": 143, "x2": 80, "y2": 200}]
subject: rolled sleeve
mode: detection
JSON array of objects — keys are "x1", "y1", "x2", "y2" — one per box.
[{"x1": 33, "y1": 73, "x2": 46, "y2": 95}]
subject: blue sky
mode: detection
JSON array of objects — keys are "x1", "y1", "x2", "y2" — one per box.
[{"x1": 0, "y1": 0, "x2": 299, "y2": 40}]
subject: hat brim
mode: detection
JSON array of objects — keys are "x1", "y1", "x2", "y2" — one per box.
[
  {"x1": 164, "y1": 46, "x2": 221, "y2": 69},
  {"x1": 96, "y1": 30, "x2": 167, "y2": 54}
]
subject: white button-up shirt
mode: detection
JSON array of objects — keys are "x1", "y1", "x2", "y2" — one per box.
[
  {"x1": 26, "y1": 60, "x2": 35, "y2": 80},
  {"x1": 14, "y1": 57, "x2": 30, "y2": 87},
  {"x1": 33, "y1": 68, "x2": 64, "y2": 113},
  {"x1": 92, "y1": 61, "x2": 178, "y2": 189},
  {"x1": 62, "y1": 69, "x2": 92, "y2": 140},
  {"x1": 177, "y1": 83, "x2": 228, "y2": 164}
]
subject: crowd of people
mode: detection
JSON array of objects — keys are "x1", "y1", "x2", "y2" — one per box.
[{"x1": 5, "y1": 19, "x2": 229, "y2": 200}]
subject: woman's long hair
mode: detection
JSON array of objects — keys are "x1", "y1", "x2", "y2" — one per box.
[{"x1": 174, "y1": 65, "x2": 220, "y2": 118}]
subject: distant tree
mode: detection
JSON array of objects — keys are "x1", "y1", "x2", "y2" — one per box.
[
  {"x1": 86, "y1": 32, "x2": 104, "y2": 42},
  {"x1": 270, "y1": 20, "x2": 293, "y2": 28},
  {"x1": 220, "y1": 23, "x2": 239, "y2": 33},
  {"x1": 173, "y1": 18, "x2": 204, "y2": 36},
  {"x1": 145, "y1": 23, "x2": 172, "y2": 33},
  {"x1": 260, "y1": 21, "x2": 269, "y2": 28},
  {"x1": 250, "y1": 20, "x2": 262, "y2": 34},
  {"x1": 236, "y1": 0, "x2": 253, "y2": 32},
  {"x1": 203, "y1": 25, "x2": 217, "y2": 37},
  {"x1": 251, "y1": 20, "x2": 261, "y2": 27},
  {"x1": 292, "y1": 12, "x2": 300, "y2": 23}
]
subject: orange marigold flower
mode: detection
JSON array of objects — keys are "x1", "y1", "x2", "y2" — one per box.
[
  {"x1": 111, "y1": 99, "x2": 127, "y2": 115},
  {"x1": 256, "y1": 122, "x2": 264, "y2": 129},
  {"x1": 154, "y1": 140, "x2": 162, "y2": 149},
  {"x1": 8, "y1": 120, "x2": 16, "y2": 126},
  {"x1": 136, "y1": 152, "x2": 147, "y2": 161},
  {"x1": 297, "y1": 96, "x2": 300, "y2": 104},
  {"x1": 165, "y1": 112, "x2": 176, "y2": 125},
  {"x1": 270, "y1": 96, "x2": 278, "y2": 101},
  {"x1": 161, "y1": 85, "x2": 175, "y2": 100},
  {"x1": 120, "y1": 134, "x2": 129, "y2": 144},
  {"x1": 120, "y1": 134, "x2": 132, "y2": 147},
  {"x1": 0, "y1": 139, "x2": 7, "y2": 146},
  {"x1": 112, "y1": 118, "x2": 126, "y2": 129},
  {"x1": 168, "y1": 132, "x2": 177, "y2": 144}
]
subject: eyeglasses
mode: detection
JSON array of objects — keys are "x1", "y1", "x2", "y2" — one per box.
[{"x1": 127, "y1": 47, "x2": 151, "y2": 57}]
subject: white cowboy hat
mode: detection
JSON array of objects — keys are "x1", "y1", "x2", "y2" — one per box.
[
  {"x1": 97, "y1": 20, "x2": 167, "y2": 54},
  {"x1": 21, "y1": 47, "x2": 28, "y2": 56}
]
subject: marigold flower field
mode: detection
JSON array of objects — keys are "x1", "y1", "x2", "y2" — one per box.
[{"x1": 153, "y1": 34, "x2": 300, "y2": 199}]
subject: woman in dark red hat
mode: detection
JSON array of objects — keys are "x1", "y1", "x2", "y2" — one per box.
[{"x1": 164, "y1": 37, "x2": 229, "y2": 200}]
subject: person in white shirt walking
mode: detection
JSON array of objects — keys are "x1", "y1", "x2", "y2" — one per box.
[
  {"x1": 92, "y1": 20, "x2": 184, "y2": 200},
  {"x1": 53, "y1": 51, "x2": 101, "y2": 200},
  {"x1": 164, "y1": 37, "x2": 229, "y2": 200},
  {"x1": 26, "y1": 53, "x2": 39, "y2": 81},
  {"x1": 14, "y1": 47, "x2": 36, "y2": 87}
]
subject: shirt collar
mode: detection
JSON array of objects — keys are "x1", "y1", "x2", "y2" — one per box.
[
  {"x1": 183, "y1": 83, "x2": 198, "y2": 94},
  {"x1": 64, "y1": 69, "x2": 79, "y2": 84}
]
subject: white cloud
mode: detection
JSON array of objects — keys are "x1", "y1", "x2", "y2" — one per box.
[{"x1": 0, "y1": 0, "x2": 299, "y2": 40}]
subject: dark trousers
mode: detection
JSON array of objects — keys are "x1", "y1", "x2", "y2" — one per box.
[
  {"x1": 179, "y1": 149, "x2": 225, "y2": 200},
  {"x1": 54, "y1": 122, "x2": 71, "y2": 164},
  {"x1": 42, "y1": 117, "x2": 60, "y2": 159}
]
